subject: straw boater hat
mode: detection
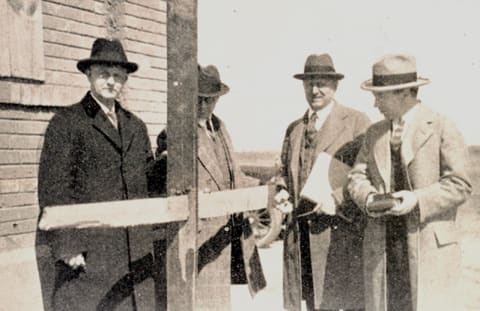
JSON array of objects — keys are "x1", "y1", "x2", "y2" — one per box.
[
  {"x1": 293, "y1": 54, "x2": 344, "y2": 80},
  {"x1": 198, "y1": 65, "x2": 230, "y2": 97},
  {"x1": 77, "y1": 38, "x2": 138, "y2": 74},
  {"x1": 361, "y1": 54, "x2": 430, "y2": 92}
]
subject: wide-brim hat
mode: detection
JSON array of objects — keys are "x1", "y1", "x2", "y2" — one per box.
[
  {"x1": 198, "y1": 65, "x2": 230, "y2": 97},
  {"x1": 361, "y1": 54, "x2": 429, "y2": 92},
  {"x1": 293, "y1": 53, "x2": 344, "y2": 80},
  {"x1": 77, "y1": 38, "x2": 138, "y2": 74}
]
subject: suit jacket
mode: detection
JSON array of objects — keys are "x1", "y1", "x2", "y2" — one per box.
[
  {"x1": 348, "y1": 104, "x2": 472, "y2": 311},
  {"x1": 37, "y1": 92, "x2": 155, "y2": 311},
  {"x1": 279, "y1": 102, "x2": 370, "y2": 310}
]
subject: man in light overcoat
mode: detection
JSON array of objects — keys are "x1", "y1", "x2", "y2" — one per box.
[
  {"x1": 278, "y1": 54, "x2": 371, "y2": 311},
  {"x1": 348, "y1": 54, "x2": 472, "y2": 311}
]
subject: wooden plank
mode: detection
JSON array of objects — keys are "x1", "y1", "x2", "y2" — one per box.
[
  {"x1": 0, "y1": 1, "x2": 11, "y2": 77},
  {"x1": 0, "y1": 205, "x2": 38, "y2": 222},
  {"x1": 0, "y1": 150, "x2": 41, "y2": 165},
  {"x1": 37, "y1": 186, "x2": 268, "y2": 228},
  {"x1": 44, "y1": 70, "x2": 89, "y2": 88},
  {"x1": 0, "y1": 108, "x2": 54, "y2": 121},
  {"x1": 130, "y1": 66, "x2": 167, "y2": 81},
  {"x1": 124, "y1": 15, "x2": 166, "y2": 34},
  {"x1": 124, "y1": 88, "x2": 167, "y2": 102},
  {"x1": 43, "y1": 29, "x2": 96, "y2": 50},
  {"x1": 43, "y1": 42, "x2": 91, "y2": 63},
  {"x1": 125, "y1": 2, "x2": 167, "y2": 22},
  {"x1": 127, "y1": 76, "x2": 167, "y2": 91},
  {"x1": 42, "y1": 0, "x2": 103, "y2": 14},
  {"x1": 0, "y1": 178, "x2": 38, "y2": 194},
  {"x1": 167, "y1": 0, "x2": 198, "y2": 309},
  {"x1": 0, "y1": 218, "x2": 37, "y2": 236},
  {"x1": 5, "y1": 0, "x2": 45, "y2": 81},
  {"x1": 43, "y1": 16, "x2": 104, "y2": 41},
  {"x1": 135, "y1": 111, "x2": 166, "y2": 124},
  {"x1": 122, "y1": 99, "x2": 167, "y2": 113},
  {"x1": 0, "y1": 119, "x2": 48, "y2": 135},
  {"x1": 125, "y1": 39, "x2": 167, "y2": 58},
  {"x1": 0, "y1": 165, "x2": 39, "y2": 180},
  {"x1": 42, "y1": 1, "x2": 104, "y2": 26},
  {"x1": 126, "y1": 0, "x2": 166, "y2": 12},
  {"x1": 125, "y1": 27, "x2": 166, "y2": 47},
  {"x1": 0, "y1": 192, "x2": 38, "y2": 207},
  {"x1": 0, "y1": 232, "x2": 38, "y2": 253},
  {"x1": 0, "y1": 134, "x2": 43, "y2": 150}
]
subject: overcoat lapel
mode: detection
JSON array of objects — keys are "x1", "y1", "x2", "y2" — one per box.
[
  {"x1": 117, "y1": 106, "x2": 135, "y2": 156},
  {"x1": 402, "y1": 105, "x2": 434, "y2": 167},
  {"x1": 82, "y1": 93, "x2": 122, "y2": 151},
  {"x1": 314, "y1": 103, "x2": 347, "y2": 154},
  {"x1": 197, "y1": 126, "x2": 224, "y2": 190},
  {"x1": 289, "y1": 118, "x2": 305, "y2": 198}
]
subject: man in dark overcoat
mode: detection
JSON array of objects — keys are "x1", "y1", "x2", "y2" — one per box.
[
  {"x1": 277, "y1": 54, "x2": 371, "y2": 311},
  {"x1": 37, "y1": 38, "x2": 156, "y2": 311},
  {"x1": 348, "y1": 54, "x2": 472, "y2": 311}
]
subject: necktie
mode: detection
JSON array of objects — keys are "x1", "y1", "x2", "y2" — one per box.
[
  {"x1": 305, "y1": 112, "x2": 318, "y2": 147},
  {"x1": 390, "y1": 118, "x2": 404, "y2": 151},
  {"x1": 106, "y1": 110, "x2": 118, "y2": 129}
]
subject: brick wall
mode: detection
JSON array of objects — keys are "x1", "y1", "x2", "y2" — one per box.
[{"x1": 0, "y1": 0, "x2": 167, "y2": 249}]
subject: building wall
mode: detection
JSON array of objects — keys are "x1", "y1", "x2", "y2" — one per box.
[{"x1": 0, "y1": 0, "x2": 167, "y2": 249}]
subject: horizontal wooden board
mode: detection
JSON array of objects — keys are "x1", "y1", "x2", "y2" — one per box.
[
  {"x1": 0, "y1": 150, "x2": 41, "y2": 165},
  {"x1": 122, "y1": 99, "x2": 166, "y2": 113},
  {"x1": 43, "y1": 1, "x2": 104, "y2": 26},
  {"x1": 0, "y1": 179, "x2": 38, "y2": 194},
  {"x1": 43, "y1": 29, "x2": 96, "y2": 51},
  {"x1": 126, "y1": 0, "x2": 166, "y2": 12},
  {"x1": 0, "y1": 120, "x2": 48, "y2": 135},
  {"x1": 0, "y1": 205, "x2": 39, "y2": 222},
  {"x1": 43, "y1": 0, "x2": 104, "y2": 14},
  {"x1": 127, "y1": 76, "x2": 167, "y2": 92},
  {"x1": 125, "y1": 39, "x2": 167, "y2": 58},
  {"x1": 38, "y1": 186, "x2": 269, "y2": 230},
  {"x1": 0, "y1": 165, "x2": 39, "y2": 180},
  {"x1": 0, "y1": 108, "x2": 54, "y2": 121},
  {"x1": 125, "y1": 27, "x2": 166, "y2": 47},
  {"x1": 43, "y1": 16, "x2": 104, "y2": 44},
  {"x1": 0, "y1": 218, "x2": 37, "y2": 237},
  {"x1": 125, "y1": 88, "x2": 167, "y2": 102},
  {"x1": 0, "y1": 134, "x2": 43, "y2": 150},
  {"x1": 124, "y1": 15, "x2": 166, "y2": 35},
  {"x1": 44, "y1": 70, "x2": 89, "y2": 88},
  {"x1": 0, "y1": 232, "x2": 39, "y2": 253},
  {"x1": 125, "y1": 2, "x2": 167, "y2": 22}
]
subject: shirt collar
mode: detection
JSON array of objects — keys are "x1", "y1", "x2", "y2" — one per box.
[
  {"x1": 90, "y1": 91, "x2": 116, "y2": 115},
  {"x1": 308, "y1": 100, "x2": 334, "y2": 120},
  {"x1": 397, "y1": 101, "x2": 420, "y2": 126}
]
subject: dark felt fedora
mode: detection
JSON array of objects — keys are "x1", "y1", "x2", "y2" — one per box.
[
  {"x1": 198, "y1": 65, "x2": 230, "y2": 97},
  {"x1": 294, "y1": 54, "x2": 344, "y2": 80},
  {"x1": 77, "y1": 38, "x2": 138, "y2": 74},
  {"x1": 361, "y1": 54, "x2": 429, "y2": 92}
]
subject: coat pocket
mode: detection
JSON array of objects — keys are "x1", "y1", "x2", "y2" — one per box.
[{"x1": 433, "y1": 221, "x2": 458, "y2": 247}]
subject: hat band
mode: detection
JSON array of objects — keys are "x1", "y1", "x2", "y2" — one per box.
[
  {"x1": 373, "y1": 72, "x2": 417, "y2": 86},
  {"x1": 303, "y1": 65, "x2": 336, "y2": 74}
]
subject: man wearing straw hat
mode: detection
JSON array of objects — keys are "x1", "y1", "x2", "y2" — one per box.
[
  {"x1": 348, "y1": 54, "x2": 472, "y2": 311},
  {"x1": 277, "y1": 54, "x2": 371, "y2": 311},
  {"x1": 38, "y1": 38, "x2": 155, "y2": 310}
]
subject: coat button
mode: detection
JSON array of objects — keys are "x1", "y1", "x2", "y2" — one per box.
[{"x1": 224, "y1": 226, "x2": 230, "y2": 232}]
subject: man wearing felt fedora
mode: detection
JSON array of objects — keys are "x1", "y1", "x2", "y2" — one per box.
[
  {"x1": 348, "y1": 54, "x2": 472, "y2": 311},
  {"x1": 277, "y1": 53, "x2": 371, "y2": 311},
  {"x1": 150, "y1": 64, "x2": 266, "y2": 310},
  {"x1": 38, "y1": 38, "x2": 156, "y2": 310}
]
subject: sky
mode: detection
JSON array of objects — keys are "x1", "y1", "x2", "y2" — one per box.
[{"x1": 198, "y1": 0, "x2": 480, "y2": 151}]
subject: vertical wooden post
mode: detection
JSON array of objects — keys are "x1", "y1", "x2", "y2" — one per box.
[{"x1": 166, "y1": 0, "x2": 198, "y2": 310}]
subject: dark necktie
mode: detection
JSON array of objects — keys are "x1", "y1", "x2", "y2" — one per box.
[
  {"x1": 305, "y1": 112, "x2": 318, "y2": 148},
  {"x1": 390, "y1": 118, "x2": 404, "y2": 151},
  {"x1": 106, "y1": 110, "x2": 118, "y2": 130}
]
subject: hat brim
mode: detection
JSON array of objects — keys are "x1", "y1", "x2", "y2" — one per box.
[
  {"x1": 77, "y1": 59, "x2": 138, "y2": 74},
  {"x1": 198, "y1": 83, "x2": 230, "y2": 97},
  {"x1": 293, "y1": 72, "x2": 344, "y2": 80},
  {"x1": 361, "y1": 77, "x2": 430, "y2": 92}
]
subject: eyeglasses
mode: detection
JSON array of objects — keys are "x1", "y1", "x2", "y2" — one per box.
[{"x1": 198, "y1": 96, "x2": 217, "y2": 105}]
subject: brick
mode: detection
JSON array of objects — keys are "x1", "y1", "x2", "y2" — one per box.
[
  {"x1": 0, "y1": 179, "x2": 38, "y2": 194},
  {"x1": 0, "y1": 192, "x2": 38, "y2": 208},
  {"x1": 0, "y1": 134, "x2": 44, "y2": 150},
  {"x1": 0, "y1": 165, "x2": 39, "y2": 180}
]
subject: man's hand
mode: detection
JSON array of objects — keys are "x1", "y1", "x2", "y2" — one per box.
[
  {"x1": 387, "y1": 190, "x2": 418, "y2": 216},
  {"x1": 274, "y1": 189, "x2": 293, "y2": 213},
  {"x1": 62, "y1": 254, "x2": 86, "y2": 270}
]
